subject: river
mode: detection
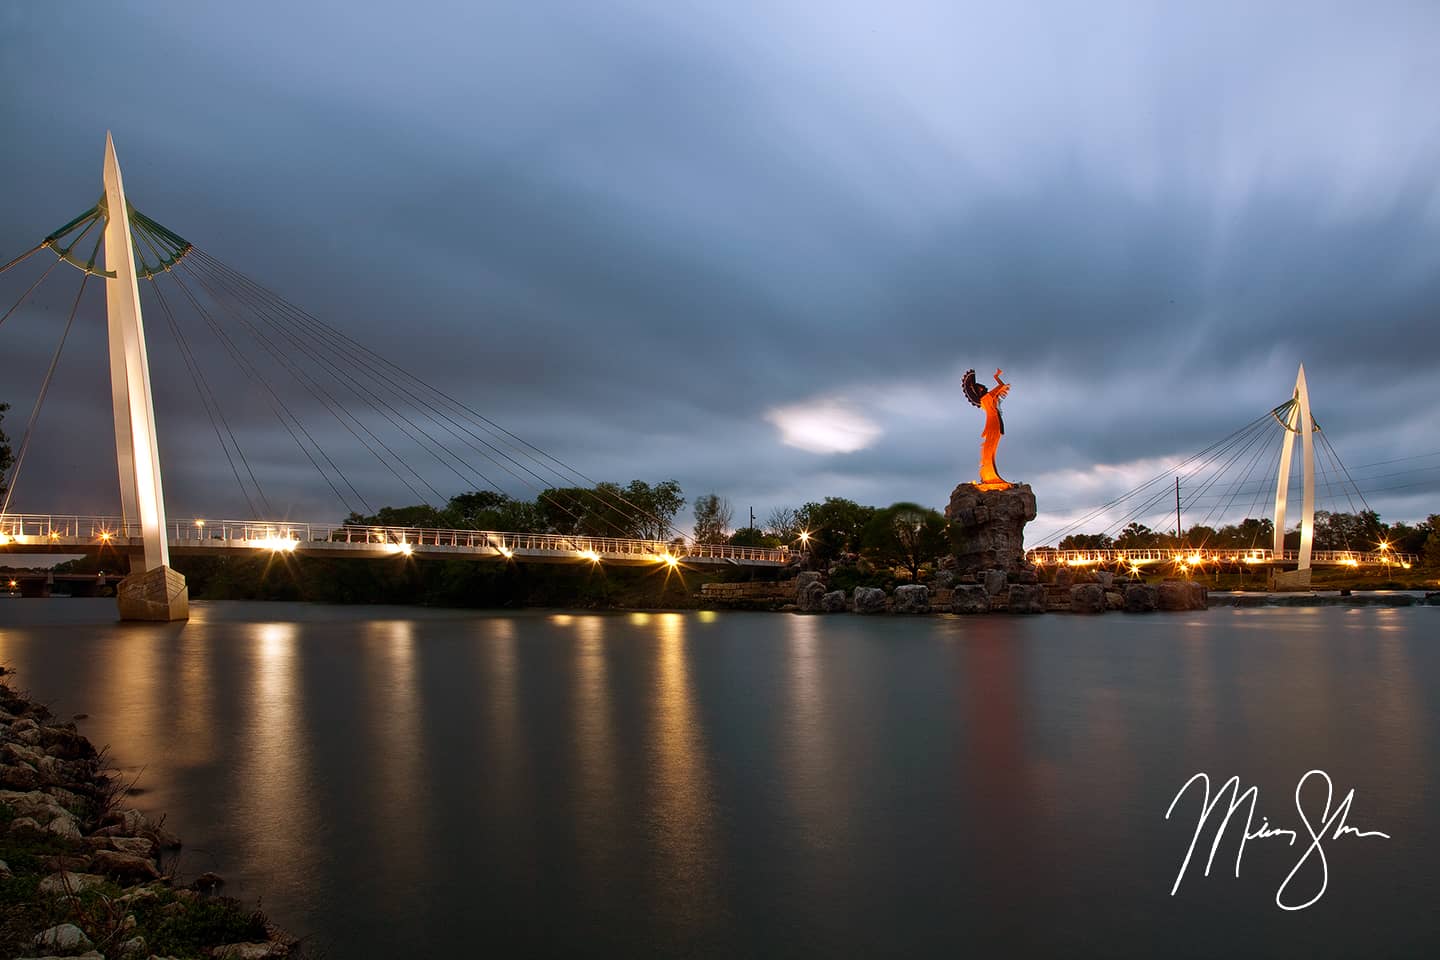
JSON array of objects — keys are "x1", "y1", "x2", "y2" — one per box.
[{"x1": 0, "y1": 599, "x2": 1435, "y2": 957}]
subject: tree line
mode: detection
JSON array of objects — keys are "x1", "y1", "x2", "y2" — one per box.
[
  {"x1": 345, "y1": 486, "x2": 959, "y2": 580},
  {"x1": 1058, "y1": 511, "x2": 1440, "y2": 565}
]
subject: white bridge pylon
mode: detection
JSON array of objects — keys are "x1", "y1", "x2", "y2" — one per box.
[
  {"x1": 1272, "y1": 363, "x2": 1316, "y2": 572},
  {"x1": 103, "y1": 132, "x2": 171, "y2": 573}
]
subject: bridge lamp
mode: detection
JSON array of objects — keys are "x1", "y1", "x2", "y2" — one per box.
[
  {"x1": 7, "y1": 580, "x2": 15, "y2": 590},
  {"x1": 798, "y1": 531, "x2": 811, "y2": 545},
  {"x1": 658, "y1": 553, "x2": 680, "y2": 568},
  {"x1": 400, "y1": 542, "x2": 413, "y2": 557},
  {"x1": 98, "y1": 531, "x2": 112, "y2": 543},
  {"x1": 580, "y1": 549, "x2": 601, "y2": 563},
  {"x1": 0, "y1": 534, "x2": 8, "y2": 546},
  {"x1": 499, "y1": 546, "x2": 514, "y2": 559}
]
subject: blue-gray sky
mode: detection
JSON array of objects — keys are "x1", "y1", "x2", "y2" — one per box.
[{"x1": 2, "y1": 1, "x2": 1438, "y2": 538}]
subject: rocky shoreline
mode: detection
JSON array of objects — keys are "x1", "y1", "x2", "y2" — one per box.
[
  {"x1": 702, "y1": 569, "x2": 1213, "y2": 614},
  {"x1": 0, "y1": 668, "x2": 302, "y2": 960}
]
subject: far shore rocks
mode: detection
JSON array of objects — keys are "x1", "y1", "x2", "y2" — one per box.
[
  {"x1": 892, "y1": 585, "x2": 930, "y2": 614},
  {"x1": 852, "y1": 587, "x2": 887, "y2": 614},
  {"x1": 1069, "y1": 583, "x2": 1106, "y2": 614},
  {"x1": 700, "y1": 568, "x2": 1223, "y2": 615},
  {"x1": 950, "y1": 585, "x2": 991, "y2": 614},
  {"x1": 1125, "y1": 584, "x2": 1159, "y2": 613}
]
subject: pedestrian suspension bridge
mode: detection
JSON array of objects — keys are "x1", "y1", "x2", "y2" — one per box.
[
  {"x1": 1026, "y1": 366, "x2": 1419, "y2": 584},
  {"x1": 0, "y1": 136, "x2": 786, "y2": 618}
]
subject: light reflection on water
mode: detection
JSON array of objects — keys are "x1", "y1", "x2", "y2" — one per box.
[
  {"x1": 0, "y1": 600, "x2": 1434, "y2": 957},
  {"x1": 647, "y1": 612, "x2": 724, "y2": 944}
]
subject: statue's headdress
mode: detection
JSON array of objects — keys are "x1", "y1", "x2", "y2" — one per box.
[{"x1": 962, "y1": 369, "x2": 987, "y2": 408}]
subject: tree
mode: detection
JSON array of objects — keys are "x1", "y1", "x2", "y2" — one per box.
[
  {"x1": 764, "y1": 505, "x2": 802, "y2": 543},
  {"x1": 1115, "y1": 522, "x2": 1158, "y2": 548},
  {"x1": 693, "y1": 493, "x2": 733, "y2": 544},
  {"x1": 796, "y1": 497, "x2": 877, "y2": 565},
  {"x1": 1213, "y1": 517, "x2": 1273, "y2": 549},
  {"x1": 1182, "y1": 524, "x2": 1217, "y2": 547},
  {"x1": 729, "y1": 526, "x2": 780, "y2": 548},
  {"x1": 345, "y1": 504, "x2": 446, "y2": 528},
  {"x1": 0, "y1": 402, "x2": 10, "y2": 505},
  {"x1": 861, "y1": 502, "x2": 951, "y2": 580},
  {"x1": 443, "y1": 490, "x2": 543, "y2": 532},
  {"x1": 533, "y1": 479, "x2": 684, "y2": 538},
  {"x1": 1426, "y1": 515, "x2": 1440, "y2": 569},
  {"x1": 1058, "y1": 533, "x2": 1114, "y2": 550},
  {"x1": 1386, "y1": 520, "x2": 1429, "y2": 556},
  {"x1": 619, "y1": 479, "x2": 685, "y2": 540}
]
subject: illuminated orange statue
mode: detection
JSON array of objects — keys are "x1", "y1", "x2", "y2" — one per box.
[{"x1": 963, "y1": 368, "x2": 1012, "y2": 490}]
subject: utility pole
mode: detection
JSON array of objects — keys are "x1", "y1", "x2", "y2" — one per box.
[
  {"x1": 749, "y1": 506, "x2": 756, "y2": 530},
  {"x1": 1175, "y1": 477, "x2": 1182, "y2": 544}
]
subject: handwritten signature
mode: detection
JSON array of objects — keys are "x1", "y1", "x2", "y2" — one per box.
[{"x1": 1165, "y1": 770, "x2": 1390, "y2": 910}]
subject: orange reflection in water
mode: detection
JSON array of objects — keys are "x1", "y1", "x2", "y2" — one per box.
[
  {"x1": 99, "y1": 627, "x2": 164, "y2": 778},
  {"x1": 572, "y1": 616, "x2": 620, "y2": 879},
  {"x1": 362, "y1": 620, "x2": 428, "y2": 887},
  {"x1": 648, "y1": 613, "x2": 723, "y2": 944},
  {"x1": 782, "y1": 615, "x2": 855, "y2": 855},
  {"x1": 235, "y1": 622, "x2": 319, "y2": 888},
  {"x1": 172, "y1": 623, "x2": 216, "y2": 768}
]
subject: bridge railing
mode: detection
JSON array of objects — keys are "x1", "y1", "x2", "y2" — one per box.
[
  {"x1": 0, "y1": 514, "x2": 142, "y2": 541},
  {"x1": 3, "y1": 513, "x2": 790, "y2": 564},
  {"x1": 1026, "y1": 547, "x2": 1419, "y2": 567}
]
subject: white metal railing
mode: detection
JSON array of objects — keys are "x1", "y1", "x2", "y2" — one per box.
[
  {"x1": 1026, "y1": 546, "x2": 1419, "y2": 568},
  {"x1": 0, "y1": 513, "x2": 790, "y2": 564}
]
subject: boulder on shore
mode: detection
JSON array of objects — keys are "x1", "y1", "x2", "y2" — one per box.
[
  {"x1": 819, "y1": 590, "x2": 848, "y2": 613},
  {"x1": 796, "y1": 579, "x2": 826, "y2": 613},
  {"x1": 1158, "y1": 580, "x2": 1207, "y2": 611},
  {"x1": 892, "y1": 584, "x2": 930, "y2": 614},
  {"x1": 950, "y1": 584, "x2": 991, "y2": 614},
  {"x1": 1007, "y1": 583, "x2": 1046, "y2": 614},
  {"x1": 1125, "y1": 584, "x2": 1159, "y2": 613},
  {"x1": 1069, "y1": 583, "x2": 1106, "y2": 614},
  {"x1": 852, "y1": 587, "x2": 887, "y2": 614}
]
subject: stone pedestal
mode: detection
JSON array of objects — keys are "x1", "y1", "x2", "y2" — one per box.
[
  {"x1": 116, "y1": 565, "x2": 189, "y2": 622},
  {"x1": 1270, "y1": 568, "x2": 1313, "y2": 592},
  {"x1": 945, "y1": 482, "x2": 1038, "y2": 574}
]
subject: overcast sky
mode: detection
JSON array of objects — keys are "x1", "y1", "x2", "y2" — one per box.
[{"x1": 2, "y1": 1, "x2": 1438, "y2": 541}]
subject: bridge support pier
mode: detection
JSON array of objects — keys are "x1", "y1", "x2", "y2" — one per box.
[
  {"x1": 101, "y1": 133, "x2": 187, "y2": 621},
  {"x1": 116, "y1": 566, "x2": 189, "y2": 621},
  {"x1": 1269, "y1": 568, "x2": 1312, "y2": 592}
]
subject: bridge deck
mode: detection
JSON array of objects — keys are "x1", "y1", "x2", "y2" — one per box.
[
  {"x1": 1027, "y1": 547, "x2": 1418, "y2": 568},
  {"x1": 0, "y1": 515, "x2": 789, "y2": 567}
]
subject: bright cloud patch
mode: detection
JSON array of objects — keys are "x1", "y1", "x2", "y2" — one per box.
[{"x1": 765, "y1": 399, "x2": 882, "y2": 454}]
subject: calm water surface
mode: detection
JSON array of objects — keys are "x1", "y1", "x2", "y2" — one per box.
[{"x1": 0, "y1": 599, "x2": 1436, "y2": 957}]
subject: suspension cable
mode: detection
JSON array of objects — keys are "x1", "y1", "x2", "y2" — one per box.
[
  {"x1": 188, "y1": 247, "x2": 689, "y2": 540},
  {"x1": 1, "y1": 271, "x2": 89, "y2": 516},
  {"x1": 167, "y1": 268, "x2": 363, "y2": 515},
  {"x1": 0, "y1": 258, "x2": 63, "y2": 331},
  {"x1": 146, "y1": 274, "x2": 267, "y2": 519}
]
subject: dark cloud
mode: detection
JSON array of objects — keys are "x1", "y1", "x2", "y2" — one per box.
[{"x1": 1, "y1": 1, "x2": 1437, "y2": 536}]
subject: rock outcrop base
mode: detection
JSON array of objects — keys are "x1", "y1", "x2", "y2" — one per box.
[{"x1": 945, "y1": 483, "x2": 1038, "y2": 574}]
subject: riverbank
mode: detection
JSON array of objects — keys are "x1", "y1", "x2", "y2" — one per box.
[{"x1": 0, "y1": 667, "x2": 302, "y2": 960}]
